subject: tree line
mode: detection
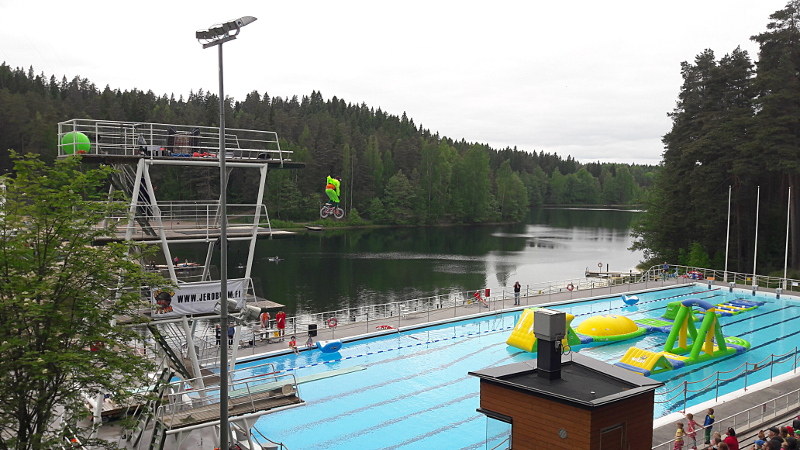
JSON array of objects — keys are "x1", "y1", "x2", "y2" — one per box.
[
  {"x1": 632, "y1": 0, "x2": 800, "y2": 276},
  {"x1": 0, "y1": 65, "x2": 655, "y2": 225}
]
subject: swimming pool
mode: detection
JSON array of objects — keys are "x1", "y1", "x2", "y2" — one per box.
[{"x1": 237, "y1": 284, "x2": 800, "y2": 449}]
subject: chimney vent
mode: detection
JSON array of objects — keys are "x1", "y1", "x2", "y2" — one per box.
[{"x1": 534, "y1": 309, "x2": 566, "y2": 381}]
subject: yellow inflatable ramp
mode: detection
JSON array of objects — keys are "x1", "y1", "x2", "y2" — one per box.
[
  {"x1": 614, "y1": 347, "x2": 676, "y2": 376},
  {"x1": 507, "y1": 308, "x2": 537, "y2": 352},
  {"x1": 506, "y1": 308, "x2": 579, "y2": 353}
]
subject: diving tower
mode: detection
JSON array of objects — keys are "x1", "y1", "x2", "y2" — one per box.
[
  {"x1": 57, "y1": 119, "x2": 298, "y2": 314},
  {"x1": 59, "y1": 119, "x2": 304, "y2": 449}
]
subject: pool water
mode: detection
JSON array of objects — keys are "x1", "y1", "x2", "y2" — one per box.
[{"x1": 238, "y1": 285, "x2": 800, "y2": 449}]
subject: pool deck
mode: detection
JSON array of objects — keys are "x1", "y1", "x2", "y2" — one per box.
[{"x1": 98, "y1": 277, "x2": 800, "y2": 449}]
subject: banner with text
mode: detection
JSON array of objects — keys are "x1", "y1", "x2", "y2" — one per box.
[{"x1": 151, "y1": 279, "x2": 247, "y2": 319}]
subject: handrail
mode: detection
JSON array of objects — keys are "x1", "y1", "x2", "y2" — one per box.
[
  {"x1": 252, "y1": 426, "x2": 289, "y2": 450},
  {"x1": 653, "y1": 347, "x2": 800, "y2": 412},
  {"x1": 57, "y1": 118, "x2": 291, "y2": 162},
  {"x1": 652, "y1": 386, "x2": 800, "y2": 449},
  {"x1": 636, "y1": 264, "x2": 800, "y2": 292}
]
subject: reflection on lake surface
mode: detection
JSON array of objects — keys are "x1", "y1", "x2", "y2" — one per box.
[{"x1": 225, "y1": 208, "x2": 644, "y2": 315}]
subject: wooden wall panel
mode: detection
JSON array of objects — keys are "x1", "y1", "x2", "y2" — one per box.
[{"x1": 478, "y1": 382, "x2": 656, "y2": 450}]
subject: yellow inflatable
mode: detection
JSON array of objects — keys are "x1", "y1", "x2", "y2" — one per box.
[{"x1": 506, "y1": 308, "x2": 580, "y2": 352}]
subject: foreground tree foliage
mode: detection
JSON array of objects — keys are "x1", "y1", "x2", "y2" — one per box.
[
  {"x1": 0, "y1": 153, "x2": 166, "y2": 450},
  {"x1": 633, "y1": 0, "x2": 800, "y2": 275}
]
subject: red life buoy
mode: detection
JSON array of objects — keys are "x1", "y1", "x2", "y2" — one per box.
[
  {"x1": 566, "y1": 283, "x2": 575, "y2": 292},
  {"x1": 328, "y1": 317, "x2": 338, "y2": 328},
  {"x1": 376, "y1": 325, "x2": 394, "y2": 330}
]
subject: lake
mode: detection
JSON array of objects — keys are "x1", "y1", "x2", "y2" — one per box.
[{"x1": 225, "y1": 207, "x2": 645, "y2": 316}]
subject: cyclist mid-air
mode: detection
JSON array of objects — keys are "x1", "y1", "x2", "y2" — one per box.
[{"x1": 321, "y1": 175, "x2": 344, "y2": 219}]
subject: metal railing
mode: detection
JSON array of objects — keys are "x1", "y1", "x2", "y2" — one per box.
[
  {"x1": 247, "y1": 274, "x2": 670, "y2": 344},
  {"x1": 155, "y1": 368, "x2": 297, "y2": 429},
  {"x1": 654, "y1": 348, "x2": 800, "y2": 414},
  {"x1": 234, "y1": 264, "x2": 800, "y2": 346},
  {"x1": 58, "y1": 119, "x2": 291, "y2": 164},
  {"x1": 636, "y1": 264, "x2": 800, "y2": 293},
  {"x1": 652, "y1": 385, "x2": 800, "y2": 450},
  {"x1": 98, "y1": 201, "x2": 272, "y2": 242}
]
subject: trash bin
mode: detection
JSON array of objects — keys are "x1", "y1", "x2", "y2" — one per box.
[{"x1": 308, "y1": 324, "x2": 318, "y2": 337}]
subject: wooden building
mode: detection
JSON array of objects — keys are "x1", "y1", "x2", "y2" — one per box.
[{"x1": 469, "y1": 353, "x2": 663, "y2": 450}]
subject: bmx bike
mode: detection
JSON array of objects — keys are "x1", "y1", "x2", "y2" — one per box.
[{"x1": 320, "y1": 203, "x2": 345, "y2": 219}]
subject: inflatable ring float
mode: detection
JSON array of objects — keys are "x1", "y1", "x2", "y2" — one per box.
[
  {"x1": 328, "y1": 317, "x2": 338, "y2": 328},
  {"x1": 566, "y1": 283, "x2": 575, "y2": 292}
]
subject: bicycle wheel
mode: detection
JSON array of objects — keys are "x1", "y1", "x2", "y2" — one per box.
[
  {"x1": 333, "y1": 207, "x2": 345, "y2": 219},
  {"x1": 319, "y1": 206, "x2": 330, "y2": 219}
]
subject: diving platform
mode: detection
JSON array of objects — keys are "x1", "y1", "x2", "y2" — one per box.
[
  {"x1": 94, "y1": 224, "x2": 295, "y2": 244},
  {"x1": 61, "y1": 118, "x2": 303, "y2": 449},
  {"x1": 57, "y1": 118, "x2": 302, "y2": 167},
  {"x1": 157, "y1": 384, "x2": 303, "y2": 430}
]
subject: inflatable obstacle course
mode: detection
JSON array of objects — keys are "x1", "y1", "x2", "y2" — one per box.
[
  {"x1": 663, "y1": 297, "x2": 765, "y2": 320},
  {"x1": 615, "y1": 348, "x2": 686, "y2": 377},
  {"x1": 507, "y1": 293, "x2": 758, "y2": 376},
  {"x1": 506, "y1": 308, "x2": 583, "y2": 352},
  {"x1": 634, "y1": 317, "x2": 675, "y2": 333},
  {"x1": 575, "y1": 314, "x2": 646, "y2": 342},
  {"x1": 614, "y1": 299, "x2": 750, "y2": 375}
]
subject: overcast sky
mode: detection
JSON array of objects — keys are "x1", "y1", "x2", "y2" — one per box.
[{"x1": 0, "y1": 0, "x2": 789, "y2": 165}]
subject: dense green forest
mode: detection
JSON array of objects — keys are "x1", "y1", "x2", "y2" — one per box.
[
  {"x1": 632, "y1": 1, "x2": 800, "y2": 276},
  {"x1": 0, "y1": 63, "x2": 655, "y2": 226}
]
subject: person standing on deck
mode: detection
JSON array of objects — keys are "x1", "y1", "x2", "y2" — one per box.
[
  {"x1": 513, "y1": 281, "x2": 521, "y2": 305},
  {"x1": 276, "y1": 310, "x2": 287, "y2": 341},
  {"x1": 704, "y1": 408, "x2": 715, "y2": 445},
  {"x1": 325, "y1": 175, "x2": 341, "y2": 207}
]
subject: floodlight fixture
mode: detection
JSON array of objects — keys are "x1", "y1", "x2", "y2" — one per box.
[{"x1": 196, "y1": 16, "x2": 257, "y2": 48}]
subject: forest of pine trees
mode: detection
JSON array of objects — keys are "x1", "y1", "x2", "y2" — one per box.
[
  {"x1": 0, "y1": 63, "x2": 654, "y2": 226},
  {"x1": 632, "y1": 0, "x2": 800, "y2": 276}
]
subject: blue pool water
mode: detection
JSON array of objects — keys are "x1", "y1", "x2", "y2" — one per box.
[{"x1": 238, "y1": 285, "x2": 800, "y2": 449}]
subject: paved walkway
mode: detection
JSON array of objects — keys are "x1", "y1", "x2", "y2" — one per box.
[{"x1": 236, "y1": 278, "x2": 690, "y2": 359}]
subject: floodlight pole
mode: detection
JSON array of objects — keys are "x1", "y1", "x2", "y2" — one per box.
[
  {"x1": 197, "y1": 17, "x2": 256, "y2": 450},
  {"x1": 217, "y1": 38, "x2": 231, "y2": 450}
]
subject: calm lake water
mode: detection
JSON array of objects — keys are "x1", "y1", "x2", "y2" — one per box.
[{"x1": 225, "y1": 207, "x2": 645, "y2": 316}]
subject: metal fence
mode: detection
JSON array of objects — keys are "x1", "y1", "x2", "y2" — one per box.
[
  {"x1": 235, "y1": 263, "x2": 800, "y2": 346},
  {"x1": 58, "y1": 119, "x2": 290, "y2": 163},
  {"x1": 637, "y1": 264, "x2": 800, "y2": 293},
  {"x1": 654, "y1": 348, "x2": 800, "y2": 413},
  {"x1": 652, "y1": 385, "x2": 800, "y2": 450},
  {"x1": 270, "y1": 275, "x2": 643, "y2": 340}
]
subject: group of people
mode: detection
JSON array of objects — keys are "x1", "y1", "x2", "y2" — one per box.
[
  {"x1": 287, "y1": 335, "x2": 315, "y2": 354},
  {"x1": 259, "y1": 310, "x2": 287, "y2": 340},
  {"x1": 675, "y1": 409, "x2": 716, "y2": 450},
  {"x1": 750, "y1": 422, "x2": 800, "y2": 450},
  {"x1": 260, "y1": 310, "x2": 314, "y2": 354},
  {"x1": 675, "y1": 409, "x2": 800, "y2": 450},
  {"x1": 471, "y1": 282, "x2": 522, "y2": 307}
]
